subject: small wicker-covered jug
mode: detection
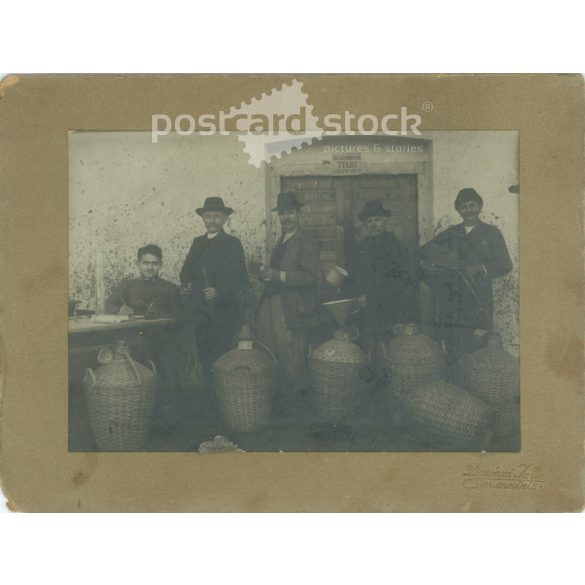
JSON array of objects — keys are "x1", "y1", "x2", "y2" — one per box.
[
  {"x1": 84, "y1": 340, "x2": 157, "y2": 451},
  {"x1": 379, "y1": 323, "x2": 445, "y2": 399},
  {"x1": 212, "y1": 325, "x2": 277, "y2": 433},
  {"x1": 403, "y1": 379, "x2": 492, "y2": 450},
  {"x1": 458, "y1": 333, "x2": 519, "y2": 409},
  {"x1": 309, "y1": 327, "x2": 367, "y2": 423}
]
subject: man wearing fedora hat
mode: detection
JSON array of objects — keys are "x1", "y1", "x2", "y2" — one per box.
[
  {"x1": 256, "y1": 191, "x2": 321, "y2": 412},
  {"x1": 419, "y1": 188, "x2": 512, "y2": 365},
  {"x1": 345, "y1": 200, "x2": 417, "y2": 350},
  {"x1": 180, "y1": 197, "x2": 248, "y2": 376}
]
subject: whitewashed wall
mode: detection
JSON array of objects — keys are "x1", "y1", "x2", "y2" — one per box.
[
  {"x1": 69, "y1": 131, "x2": 265, "y2": 308},
  {"x1": 427, "y1": 131, "x2": 519, "y2": 354}
]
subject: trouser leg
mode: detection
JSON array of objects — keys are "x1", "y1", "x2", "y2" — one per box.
[{"x1": 256, "y1": 296, "x2": 308, "y2": 407}]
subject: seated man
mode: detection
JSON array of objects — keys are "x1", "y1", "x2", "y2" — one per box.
[
  {"x1": 107, "y1": 244, "x2": 180, "y2": 318},
  {"x1": 107, "y1": 244, "x2": 182, "y2": 429}
]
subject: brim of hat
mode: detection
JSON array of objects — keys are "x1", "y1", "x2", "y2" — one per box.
[
  {"x1": 454, "y1": 199, "x2": 483, "y2": 209},
  {"x1": 196, "y1": 207, "x2": 233, "y2": 216},
  {"x1": 271, "y1": 203, "x2": 303, "y2": 212},
  {"x1": 358, "y1": 210, "x2": 391, "y2": 220}
]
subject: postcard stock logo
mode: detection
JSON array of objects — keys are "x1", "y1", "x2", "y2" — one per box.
[{"x1": 151, "y1": 79, "x2": 423, "y2": 167}]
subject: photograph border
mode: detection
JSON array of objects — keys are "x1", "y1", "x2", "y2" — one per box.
[{"x1": 0, "y1": 74, "x2": 582, "y2": 511}]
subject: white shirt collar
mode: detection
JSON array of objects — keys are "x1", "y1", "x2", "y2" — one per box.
[
  {"x1": 282, "y1": 229, "x2": 297, "y2": 243},
  {"x1": 207, "y1": 231, "x2": 220, "y2": 239}
]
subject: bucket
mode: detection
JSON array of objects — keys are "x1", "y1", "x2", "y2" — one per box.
[{"x1": 325, "y1": 265, "x2": 348, "y2": 288}]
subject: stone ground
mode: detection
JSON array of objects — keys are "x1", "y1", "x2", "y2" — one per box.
[{"x1": 69, "y1": 379, "x2": 519, "y2": 453}]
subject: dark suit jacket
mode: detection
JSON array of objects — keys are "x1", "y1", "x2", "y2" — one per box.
[
  {"x1": 345, "y1": 231, "x2": 417, "y2": 330},
  {"x1": 106, "y1": 277, "x2": 180, "y2": 318},
  {"x1": 262, "y1": 228, "x2": 321, "y2": 329},
  {"x1": 420, "y1": 220, "x2": 513, "y2": 330},
  {"x1": 179, "y1": 230, "x2": 248, "y2": 336}
]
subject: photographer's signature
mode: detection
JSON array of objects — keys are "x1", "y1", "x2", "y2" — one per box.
[{"x1": 462, "y1": 463, "x2": 545, "y2": 490}]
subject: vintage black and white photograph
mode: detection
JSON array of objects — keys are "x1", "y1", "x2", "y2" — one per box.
[{"x1": 68, "y1": 130, "x2": 519, "y2": 453}]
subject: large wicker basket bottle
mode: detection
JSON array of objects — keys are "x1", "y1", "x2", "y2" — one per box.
[
  {"x1": 83, "y1": 340, "x2": 157, "y2": 451},
  {"x1": 403, "y1": 379, "x2": 492, "y2": 449},
  {"x1": 309, "y1": 328, "x2": 367, "y2": 423},
  {"x1": 379, "y1": 323, "x2": 445, "y2": 399},
  {"x1": 212, "y1": 326, "x2": 277, "y2": 433},
  {"x1": 457, "y1": 333, "x2": 520, "y2": 409}
]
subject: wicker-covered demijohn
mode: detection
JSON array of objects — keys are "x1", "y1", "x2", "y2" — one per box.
[
  {"x1": 84, "y1": 340, "x2": 157, "y2": 451},
  {"x1": 403, "y1": 378, "x2": 492, "y2": 449},
  {"x1": 212, "y1": 326, "x2": 277, "y2": 433},
  {"x1": 379, "y1": 323, "x2": 445, "y2": 399},
  {"x1": 458, "y1": 333, "x2": 519, "y2": 409},
  {"x1": 309, "y1": 329, "x2": 367, "y2": 422}
]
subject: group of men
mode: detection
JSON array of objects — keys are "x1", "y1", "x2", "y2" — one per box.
[{"x1": 107, "y1": 187, "x2": 512, "y2": 414}]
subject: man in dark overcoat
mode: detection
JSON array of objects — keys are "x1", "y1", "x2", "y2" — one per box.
[
  {"x1": 179, "y1": 197, "x2": 248, "y2": 372},
  {"x1": 345, "y1": 200, "x2": 417, "y2": 351},
  {"x1": 419, "y1": 188, "x2": 513, "y2": 365}
]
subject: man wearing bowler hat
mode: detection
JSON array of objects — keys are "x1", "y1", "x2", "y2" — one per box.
[
  {"x1": 256, "y1": 191, "x2": 321, "y2": 414},
  {"x1": 345, "y1": 200, "x2": 417, "y2": 351},
  {"x1": 419, "y1": 188, "x2": 513, "y2": 365},
  {"x1": 180, "y1": 197, "x2": 248, "y2": 375}
]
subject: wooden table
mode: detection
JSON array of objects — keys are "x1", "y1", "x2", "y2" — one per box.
[
  {"x1": 69, "y1": 314, "x2": 175, "y2": 355},
  {"x1": 69, "y1": 315, "x2": 176, "y2": 335}
]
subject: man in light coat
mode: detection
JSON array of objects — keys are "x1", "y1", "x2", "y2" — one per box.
[{"x1": 256, "y1": 191, "x2": 321, "y2": 413}]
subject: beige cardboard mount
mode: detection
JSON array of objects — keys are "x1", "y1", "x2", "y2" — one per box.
[{"x1": 0, "y1": 74, "x2": 583, "y2": 512}]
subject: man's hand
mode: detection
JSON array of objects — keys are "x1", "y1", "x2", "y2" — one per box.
[
  {"x1": 472, "y1": 328, "x2": 488, "y2": 349},
  {"x1": 202, "y1": 287, "x2": 218, "y2": 301},
  {"x1": 260, "y1": 268, "x2": 277, "y2": 282},
  {"x1": 357, "y1": 294, "x2": 367, "y2": 308}
]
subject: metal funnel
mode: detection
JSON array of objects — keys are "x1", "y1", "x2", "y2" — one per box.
[{"x1": 322, "y1": 298, "x2": 357, "y2": 328}]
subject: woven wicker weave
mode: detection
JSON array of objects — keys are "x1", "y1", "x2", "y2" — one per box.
[
  {"x1": 458, "y1": 334, "x2": 519, "y2": 409},
  {"x1": 84, "y1": 341, "x2": 156, "y2": 451},
  {"x1": 213, "y1": 341, "x2": 277, "y2": 433},
  {"x1": 309, "y1": 329, "x2": 367, "y2": 422},
  {"x1": 403, "y1": 378, "x2": 492, "y2": 449},
  {"x1": 380, "y1": 323, "x2": 445, "y2": 398}
]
